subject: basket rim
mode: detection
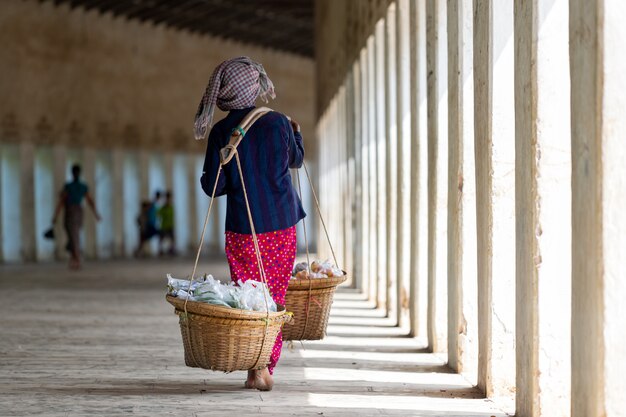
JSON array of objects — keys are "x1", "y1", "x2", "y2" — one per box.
[
  {"x1": 288, "y1": 272, "x2": 348, "y2": 290},
  {"x1": 165, "y1": 294, "x2": 288, "y2": 320}
]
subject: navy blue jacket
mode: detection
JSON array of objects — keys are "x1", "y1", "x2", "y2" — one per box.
[{"x1": 201, "y1": 107, "x2": 306, "y2": 234}]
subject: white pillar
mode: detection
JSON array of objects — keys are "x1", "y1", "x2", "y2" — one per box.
[
  {"x1": 409, "y1": 0, "x2": 429, "y2": 340},
  {"x1": 359, "y1": 48, "x2": 370, "y2": 296},
  {"x1": 514, "y1": 0, "x2": 572, "y2": 415},
  {"x1": 138, "y1": 149, "x2": 150, "y2": 201},
  {"x1": 344, "y1": 71, "x2": 356, "y2": 280},
  {"x1": 396, "y1": 0, "x2": 412, "y2": 328},
  {"x1": 447, "y1": 0, "x2": 478, "y2": 380},
  {"x1": 19, "y1": 141, "x2": 36, "y2": 262},
  {"x1": 186, "y1": 153, "x2": 199, "y2": 253},
  {"x1": 111, "y1": 148, "x2": 125, "y2": 257},
  {"x1": 570, "y1": 0, "x2": 626, "y2": 415},
  {"x1": 473, "y1": 0, "x2": 516, "y2": 405},
  {"x1": 385, "y1": 3, "x2": 399, "y2": 321},
  {"x1": 426, "y1": 0, "x2": 448, "y2": 353},
  {"x1": 34, "y1": 146, "x2": 55, "y2": 261},
  {"x1": 163, "y1": 152, "x2": 174, "y2": 192},
  {"x1": 375, "y1": 20, "x2": 388, "y2": 311},
  {"x1": 82, "y1": 147, "x2": 97, "y2": 259},
  {"x1": 352, "y1": 58, "x2": 363, "y2": 290},
  {"x1": 0, "y1": 146, "x2": 3, "y2": 263},
  {"x1": 366, "y1": 35, "x2": 378, "y2": 305},
  {"x1": 52, "y1": 144, "x2": 67, "y2": 260}
]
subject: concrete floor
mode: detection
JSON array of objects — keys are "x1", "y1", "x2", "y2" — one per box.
[{"x1": 0, "y1": 259, "x2": 508, "y2": 416}]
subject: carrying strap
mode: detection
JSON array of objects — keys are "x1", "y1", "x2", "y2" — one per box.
[{"x1": 220, "y1": 107, "x2": 273, "y2": 164}]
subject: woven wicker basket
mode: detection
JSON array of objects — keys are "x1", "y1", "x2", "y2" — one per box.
[
  {"x1": 166, "y1": 295, "x2": 291, "y2": 372},
  {"x1": 282, "y1": 273, "x2": 347, "y2": 341}
]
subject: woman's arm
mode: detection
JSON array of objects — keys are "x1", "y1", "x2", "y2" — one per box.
[
  {"x1": 200, "y1": 126, "x2": 228, "y2": 197},
  {"x1": 285, "y1": 116, "x2": 304, "y2": 169}
]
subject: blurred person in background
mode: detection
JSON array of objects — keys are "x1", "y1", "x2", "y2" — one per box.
[
  {"x1": 158, "y1": 190, "x2": 176, "y2": 256},
  {"x1": 52, "y1": 164, "x2": 101, "y2": 269}
]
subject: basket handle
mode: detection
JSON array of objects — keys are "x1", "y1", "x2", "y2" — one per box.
[
  {"x1": 296, "y1": 161, "x2": 339, "y2": 268},
  {"x1": 293, "y1": 161, "x2": 341, "y2": 339}
]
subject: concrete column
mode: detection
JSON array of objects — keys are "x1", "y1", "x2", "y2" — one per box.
[
  {"x1": 51, "y1": 144, "x2": 67, "y2": 259},
  {"x1": 0, "y1": 146, "x2": 3, "y2": 263},
  {"x1": 473, "y1": 0, "x2": 516, "y2": 404},
  {"x1": 316, "y1": 120, "x2": 323, "y2": 258},
  {"x1": 374, "y1": 20, "x2": 388, "y2": 311},
  {"x1": 359, "y1": 48, "x2": 370, "y2": 296},
  {"x1": 111, "y1": 148, "x2": 125, "y2": 257},
  {"x1": 570, "y1": 0, "x2": 626, "y2": 415},
  {"x1": 82, "y1": 147, "x2": 97, "y2": 259},
  {"x1": 367, "y1": 35, "x2": 378, "y2": 305},
  {"x1": 19, "y1": 141, "x2": 36, "y2": 262},
  {"x1": 138, "y1": 149, "x2": 150, "y2": 201},
  {"x1": 137, "y1": 149, "x2": 153, "y2": 255},
  {"x1": 338, "y1": 86, "x2": 350, "y2": 272},
  {"x1": 163, "y1": 152, "x2": 174, "y2": 192},
  {"x1": 426, "y1": 0, "x2": 448, "y2": 353},
  {"x1": 338, "y1": 91, "x2": 346, "y2": 269},
  {"x1": 186, "y1": 154, "x2": 198, "y2": 253},
  {"x1": 385, "y1": 3, "x2": 398, "y2": 321},
  {"x1": 447, "y1": 0, "x2": 478, "y2": 380},
  {"x1": 352, "y1": 59, "x2": 363, "y2": 290},
  {"x1": 396, "y1": 0, "x2": 412, "y2": 328},
  {"x1": 409, "y1": 0, "x2": 429, "y2": 340},
  {"x1": 343, "y1": 71, "x2": 356, "y2": 280},
  {"x1": 514, "y1": 0, "x2": 571, "y2": 415}
]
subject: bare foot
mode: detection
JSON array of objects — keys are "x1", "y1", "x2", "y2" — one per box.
[
  {"x1": 253, "y1": 368, "x2": 274, "y2": 391},
  {"x1": 244, "y1": 370, "x2": 256, "y2": 389}
]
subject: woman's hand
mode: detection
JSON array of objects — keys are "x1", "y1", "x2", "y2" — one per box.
[{"x1": 287, "y1": 116, "x2": 301, "y2": 133}]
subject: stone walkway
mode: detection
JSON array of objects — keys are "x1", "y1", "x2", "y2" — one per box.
[{"x1": 0, "y1": 259, "x2": 508, "y2": 416}]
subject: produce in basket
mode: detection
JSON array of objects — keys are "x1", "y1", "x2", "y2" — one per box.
[
  {"x1": 291, "y1": 260, "x2": 344, "y2": 279},
  {"x1": 166, "y1": 274, "x2": 277, "y2": 312}
]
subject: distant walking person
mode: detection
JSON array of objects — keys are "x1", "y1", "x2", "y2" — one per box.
[
  {"x1": 158, "y1": 191, "x2": 176, "y2": 256},
  {"x1": 52, "y1": 164, "x2": 101, "y2": 269}
]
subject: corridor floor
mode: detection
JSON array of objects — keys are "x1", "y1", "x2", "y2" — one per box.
[{"x1": 0, "y1": 259, "x2": 508, "y2": 416}]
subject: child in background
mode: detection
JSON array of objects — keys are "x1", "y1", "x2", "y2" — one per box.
[
  {"x1": 158, "y1": 191, "x2": 176, "y2": 256},
  {"x1": 135, "y1": 199, "x2": 159, "y2": 257}
]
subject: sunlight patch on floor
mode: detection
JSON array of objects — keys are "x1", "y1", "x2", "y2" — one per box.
[{"x1": 305, "y1": 393, "x2": 507, "y2": 415}]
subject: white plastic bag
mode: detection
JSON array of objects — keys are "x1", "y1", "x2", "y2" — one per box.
[{"x1": 166, "y1": 274, "x2": 277, "y2": 312}]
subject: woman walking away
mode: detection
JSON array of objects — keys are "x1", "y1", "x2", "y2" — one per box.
[
  {"x1": 52, "y1": 164, "x2": 101, "y2": 269},
  {"x1": 197, "y1": 56, "x2": 305, "y2": 391}
]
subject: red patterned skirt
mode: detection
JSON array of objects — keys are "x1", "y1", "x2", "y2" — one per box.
[{"x1": 225, "y1": 226, "x2": 297, "y2": 374}]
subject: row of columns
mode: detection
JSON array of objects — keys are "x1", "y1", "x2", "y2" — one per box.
[
  {"x1": 316, "y1": 0, "x2": 625, "y2": 415},
  {"x1": 0, "y1": 143, "x2": 215, "y2": 263}
]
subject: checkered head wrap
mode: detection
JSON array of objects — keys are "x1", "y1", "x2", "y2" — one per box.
[{"x1": 194, "y1": 56, "x2": 276, "y2": 140}]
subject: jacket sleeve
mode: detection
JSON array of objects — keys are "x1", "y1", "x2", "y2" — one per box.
[
  {"x1": 284, "y1": 116, "x2": 305, "y2": 169},
  {"x1": 200, "y1": 127, "x2": 227, "y2": 197}
]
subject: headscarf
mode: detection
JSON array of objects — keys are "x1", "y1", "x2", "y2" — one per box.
[{"x1": 194, "y1": 56, "x2": 276, "y2": 140}]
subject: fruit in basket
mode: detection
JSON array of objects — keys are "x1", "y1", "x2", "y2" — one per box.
[
  {"x1": 320, "y1": 267, "x2": 334, "y2": 277},
  {"x1": 310, "y1": 261, "x2": 321, "y2": 272},
  {"x1": 292, "y1": 261, "x2": 309, "y2": 276},
  {"x1": 290, "y1": 260, "x2": 344, "y2": 279},
  {"x1": 295, "y1": 270, "x2": 309, "y2": 279}
]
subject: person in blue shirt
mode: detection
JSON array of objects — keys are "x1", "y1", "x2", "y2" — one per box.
[{"x1": 52, "y1": 164, "x2": 100, "y2": 269}]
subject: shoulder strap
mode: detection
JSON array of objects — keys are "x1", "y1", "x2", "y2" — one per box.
[{"x1": 219, "y1": 107, "x2": 273, "y2": 164}]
